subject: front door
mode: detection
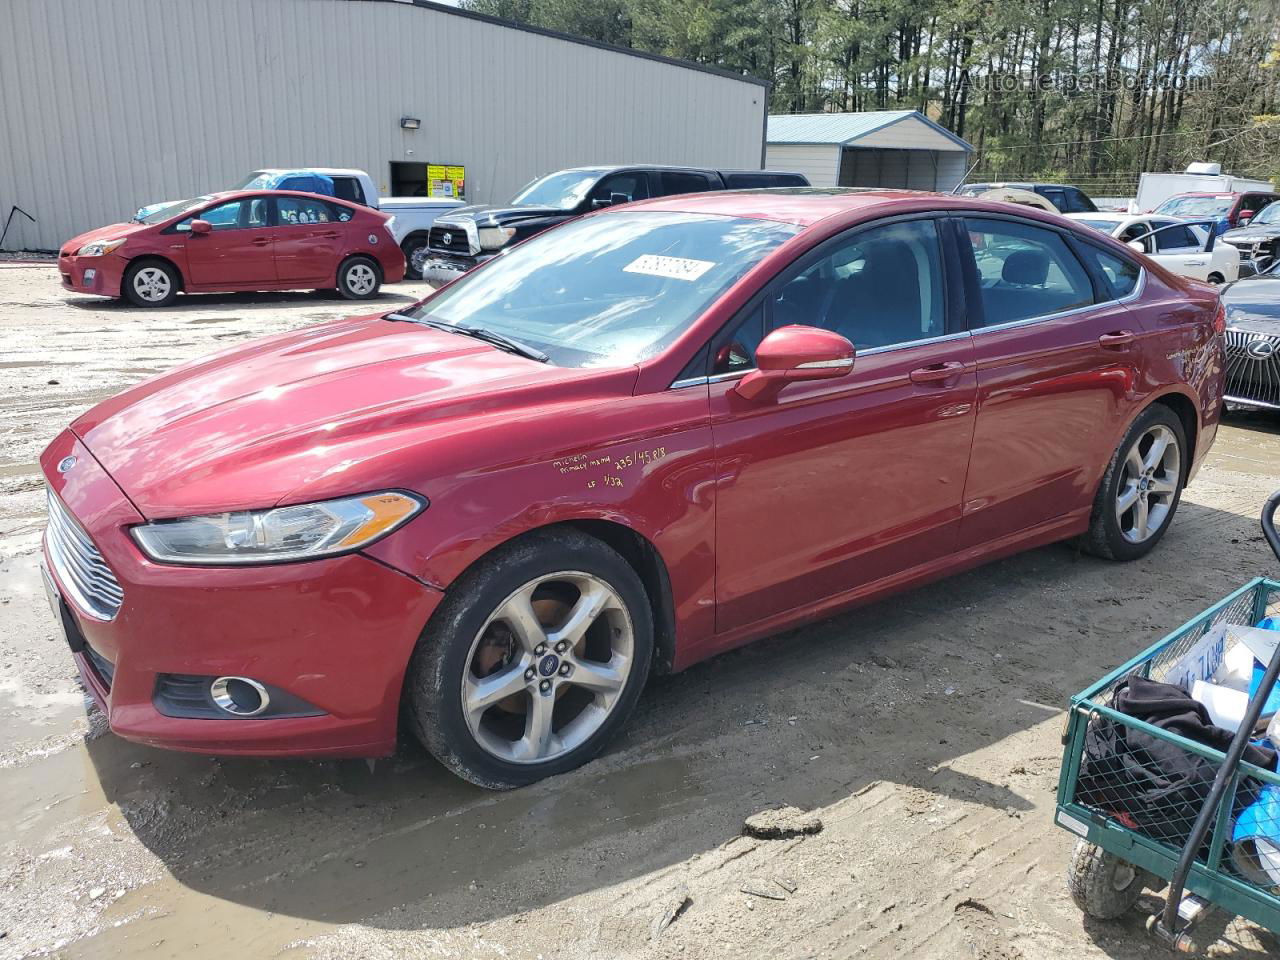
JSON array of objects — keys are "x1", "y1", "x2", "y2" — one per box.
[
  {"x1": 273, "y1": 195, "x2": 352, "y2": 284},
  {"x1": 180, "y1": 196, "x2": 275, "y2": 287},
  {"x1": 710, "y1": 217, "x2": 977, "y2": 633},
  {"x1": 957, "y1": 215, "x2": 1141, "y2": 548}
]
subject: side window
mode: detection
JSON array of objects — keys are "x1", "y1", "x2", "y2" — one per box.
[
  {"x1": 1039, "y1": 188, "x2": 1068, "y2": 212},
  {"x1": 1076, "y1": 245, "x2": 1141, "y2": 300},
  {"x1": 1061, "y1": 189, "x2": 1093, "y2": 214},
  {"x1": 174, "y1": 198, "x2": 267, "y2": 232},
  {"x1": 331, "y1": 177, "x2": 366, "y2": 206},
  {"x1": 1119, "y1": 222, "x2": 1149, "y2": 244},
  {"x1": 1241, "y1": 194, "x2": 1273, "y2": 215},
  {"x1": 1155, "y1": 225, "x2": 1197, "y2": 252},
  {"x1": 658, "y1": 171, "x2": 716, "y2": 197},
  {"x1": 589, "y1": 173, "x2": 650, "y2": 206},
  {"x1": 276, "y1": 196, "x2": 351, "y2": 225},
  {"x1": 965, "y1": 218, "x2": 1093, "y2": 327},
  {"x1": 711, "y1": 303, "x2": 765, "y2": 374},
  {"x1": 771, "y1": 219, "x2": 945, "y2": 350}
]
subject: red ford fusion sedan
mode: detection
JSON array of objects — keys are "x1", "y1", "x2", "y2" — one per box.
[
  {"x1": 42, "y1": 189, "x2": 1224, "y2": 788},
  {"x1": 59, "y1": 189, "x2": 405, "y2": 307}
]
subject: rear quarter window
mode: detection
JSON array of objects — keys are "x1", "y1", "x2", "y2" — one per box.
[
  {"x1": 722, "y1": 173, "x2": 809, "y2": 188},
  {"x1": 1076, "y1": 244, "x2": 1141, "y2": 300}
]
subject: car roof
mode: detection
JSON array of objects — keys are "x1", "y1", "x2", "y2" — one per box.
[{"x1": 624, "y1": 187, "x2": 1090, "y2": 227}]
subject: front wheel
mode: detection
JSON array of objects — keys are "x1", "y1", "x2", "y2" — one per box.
[
  {"x1": 1082, "y1": 404, "x2": 1187, "y2": 561},
  {"x1": 122, "y1": 259, "x2": 179, "y2": 307},
  {"x1": 401, "y1": 237, "x2": 428, "y2": 280},
  {"x1": 406, "y1": 529, "x2": 654, "y2": 789},
  {"x1": 337, "y1": 256, "x2": 382, "y2": 300}
]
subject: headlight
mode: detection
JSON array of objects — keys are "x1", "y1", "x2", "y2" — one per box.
[
  {"x1": 477, "y1": 226, "x2": 517, "y2": 250},
  {"x1": 77, "y1": 238, "x2": 127, "y2": 257},
  {"x1": 131, "y1": 491, "x2": 425, "y2": 565}
]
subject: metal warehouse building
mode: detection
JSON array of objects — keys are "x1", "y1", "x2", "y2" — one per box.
[
  {"x1": 766, "y1": 111, "x2": 973, "y2": 192},
  {"x1": 0, "y1": 0, "x2": 769, "y2": 251}
]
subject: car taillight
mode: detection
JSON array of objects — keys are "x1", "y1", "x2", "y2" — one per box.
[{"x1": 1212, "y1": 299, "x2": 1226, "y2": 334}]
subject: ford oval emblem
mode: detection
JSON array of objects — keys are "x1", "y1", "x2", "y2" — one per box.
[
  {"x1": 1246, "y1": 337, "x2": 1276, "y2": 359},
  {"x1": 57, "y1": 455, "x2": 77, "y2": 473},
  {"x1": 442, "y1": 231, "x2": 453, "y2": 246},
  {"x1": 368, "y1": 233, "x2": 378, "y2": 245}
]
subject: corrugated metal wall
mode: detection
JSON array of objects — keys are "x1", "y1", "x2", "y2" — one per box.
[
  {"x1": 0, "y1": 0, "x2": 767, "y2": 250},
  {"x1": 763, "y1": 144, "x2": 841, "y2": 187},
  {"x1": 838, "y1": 148, "x2": 968, "y2": 191}
]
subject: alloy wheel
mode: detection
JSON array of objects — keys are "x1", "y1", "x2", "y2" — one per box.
[
  {"x1": 132, "y1": 267, "x2": 171, "y2": 302},
  {"x1": 346, "y1": 263, "x2": 377, "y2": 295},
  {"x1": 460, "y1": 571, "x2": 634, "y2": 764},
  {"x1": 1115, "y1": 423, "x2": 1180, "y2": 544}
]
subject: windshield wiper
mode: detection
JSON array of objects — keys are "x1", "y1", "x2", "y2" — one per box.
[{"x1": 385, "y1": 313, "x2": 549, "y2": 363}]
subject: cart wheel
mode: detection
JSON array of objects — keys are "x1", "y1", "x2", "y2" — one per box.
[{"x1": 1068, "y1": 840, "x2": 1148, "y2": 919}]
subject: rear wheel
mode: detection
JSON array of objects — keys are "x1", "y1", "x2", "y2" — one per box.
[
  {"x1": 406, "y1": 529, "x2": 653, "y2": 789},
  {"x1": 1207, "y1": 272, "x2": 1225, "y2": 285},
  {"x1": 1082, "y1": 404, "x2": 1187, "y2": 560},
  {"x1": 337, "y1": 256, "x2": 382, "y2": 299},
  {"x1": 1068, "y1": 840, "x2": 1150, "y2": 919},
  {"x1": 401, "y1": 237, "x2": 428, "y2": 280},
  {"x1": 122, "y1": 259, "x2": 179, "y2": 307}
]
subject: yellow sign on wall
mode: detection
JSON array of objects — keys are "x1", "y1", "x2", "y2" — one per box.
[{"x1": 427, "y1": 163, "x2": 465, "y2": 199}]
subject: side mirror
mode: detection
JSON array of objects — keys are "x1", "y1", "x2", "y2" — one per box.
[
  {"x1": 1238, "y1": 209, "x2": 1255, "y2": 223},
  {"x1": 1126, "y1": 240, "x2": 1146, "y2": 254},
  {"x1": 735, "y1": 325, "x2": 854, "y2": 401},
  {"x1": 190, "y1": 219, "x2": 212, "y2": 236}
]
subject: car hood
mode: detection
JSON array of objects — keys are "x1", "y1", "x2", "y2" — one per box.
[
  {"x1": 1221, "y1": 224, "x2": 1280, "y2": 243},
  {"x1": 61, "y1": 221, "x2": 152, "y2": 255},
  {"x1": 73, "y1": 315, "x2": 634, "y2": 517},
  {"x1": 438, "y1": 204, "x2": 573, "y2": 227},
  {"x1": 1223, "y1": 274, "x2": 1280, "y2": 328}
]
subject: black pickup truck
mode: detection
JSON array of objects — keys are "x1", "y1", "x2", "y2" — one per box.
[{"x1": 414, "y1": 164, "x2": 809, "y2": 283}]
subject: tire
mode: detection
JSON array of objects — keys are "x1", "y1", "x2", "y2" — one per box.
[
  {"x1": 1207, "y1": 272, "x2": 1225, "y2": 285},
  {"x1": 1067, "y1": 840, "x2": 1149, "y2": 920},
  {"x1": 406, "y1": 528, "x2": 654, "y2": 789},
  {"x1": 122, "y1": 258, "x2": 179, "y2": 307},
  {"x1": 1081, "y1": 403, "x2": 1187, "y2": 561},
  {"x1": 337, "y1": 255, "x2": 382, "y2": 300},
  {"x1": 401, "y1": 237, "x2": 428, "y2": 281}
]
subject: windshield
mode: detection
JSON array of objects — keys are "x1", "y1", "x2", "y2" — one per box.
[
  {"x1": 407, "y1": 211, "x2": 799, "y2": 367},
  {"x1": 1074, "y1": 218, "x2": 1122, "y2": 233},
  {"x1": 509, "y1": 171, "x2": 604, "y2": 210},
  {"x1": 1250, "y1": 202, "x2": 1280, "y2": 226},
  {"x1": 136, "y1": 196, "x2": 213, "y2": 225},
  {"x1": 232, "y1": 171, "x2": 272, "y2": 190},
  {"x1": 1155, "y1": 196, "x2": 1233, "y2": 218}
]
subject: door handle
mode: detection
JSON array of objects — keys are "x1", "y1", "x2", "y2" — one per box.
[
  {"x1": 251, "y1": 237, "x2": 272, "y2": 246},
  {"x1": 1098, "y1": 330, "x2": 1137, "y2": 348},
  {"x1": 909, "y1": 361, "x2": 967, "y2": 385}
]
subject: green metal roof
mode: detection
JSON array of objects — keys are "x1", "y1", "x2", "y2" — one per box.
[{"x1": 767, "y1": 111, "x2": 972, "y2": 151}]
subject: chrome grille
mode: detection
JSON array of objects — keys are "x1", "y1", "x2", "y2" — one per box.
[
  {"x1": 1224, "y1": 328, "x2": 1280, "y2": 409},
  {"x1": 45, "y1": 490, "x2": 124, "y2": 621},
  {"x1": 428, "y1": 223, "x2": 473, "y2": 255}
]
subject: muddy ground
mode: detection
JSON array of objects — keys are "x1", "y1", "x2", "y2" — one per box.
[{"x1": 2, "y1": 261, "x2": 1279, "y2": 960}]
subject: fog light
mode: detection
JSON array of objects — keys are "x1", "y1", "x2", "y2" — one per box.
[{"x1": 210, "y1": 676, "x2": 271, "y2": 716}]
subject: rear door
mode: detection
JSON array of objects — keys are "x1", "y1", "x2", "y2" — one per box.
[
  {"x1": 273, "y1": 195, "x2": 354, "y2": 284},
  {"x1": 655, "y1": 170, "x2": 720, "y2": 198},
  {"x1": 177, "y1": 196, "x2": 275, "y2": 287},
  {"x1": 956, "y1": 214, "x2": 1143, "y2": 548}
]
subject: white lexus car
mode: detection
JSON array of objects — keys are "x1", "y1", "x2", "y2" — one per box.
[{"x1": 1066, "y1": 212, "x2": 1239, "y2": 284}]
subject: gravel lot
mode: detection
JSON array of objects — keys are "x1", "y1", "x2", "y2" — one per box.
[{"x1": 2, "y1": 262, "x2": 1279, "y2": 960}]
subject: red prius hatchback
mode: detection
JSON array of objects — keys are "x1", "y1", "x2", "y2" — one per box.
[
  {"x1": 42, "y1": 190, "x2": 1224, "y2": 788},
  {"x1": 59, "y1": 189, "x2": 405, "y2": 306}
]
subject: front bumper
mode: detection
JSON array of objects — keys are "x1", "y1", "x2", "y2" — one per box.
[
  {"x1": 40, "y1": 429, "x2": 443, "y2": 758},
  {"x1": 58, "y1": 253, "x2": 125, "y2": 297},
  {"x1": 419, "y1": 253, "x2": 496, "y2": 287}
]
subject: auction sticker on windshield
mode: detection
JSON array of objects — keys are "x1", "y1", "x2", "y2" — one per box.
[{"x1": 624, "y1": 254, "x2": 715, "y2": 281}]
